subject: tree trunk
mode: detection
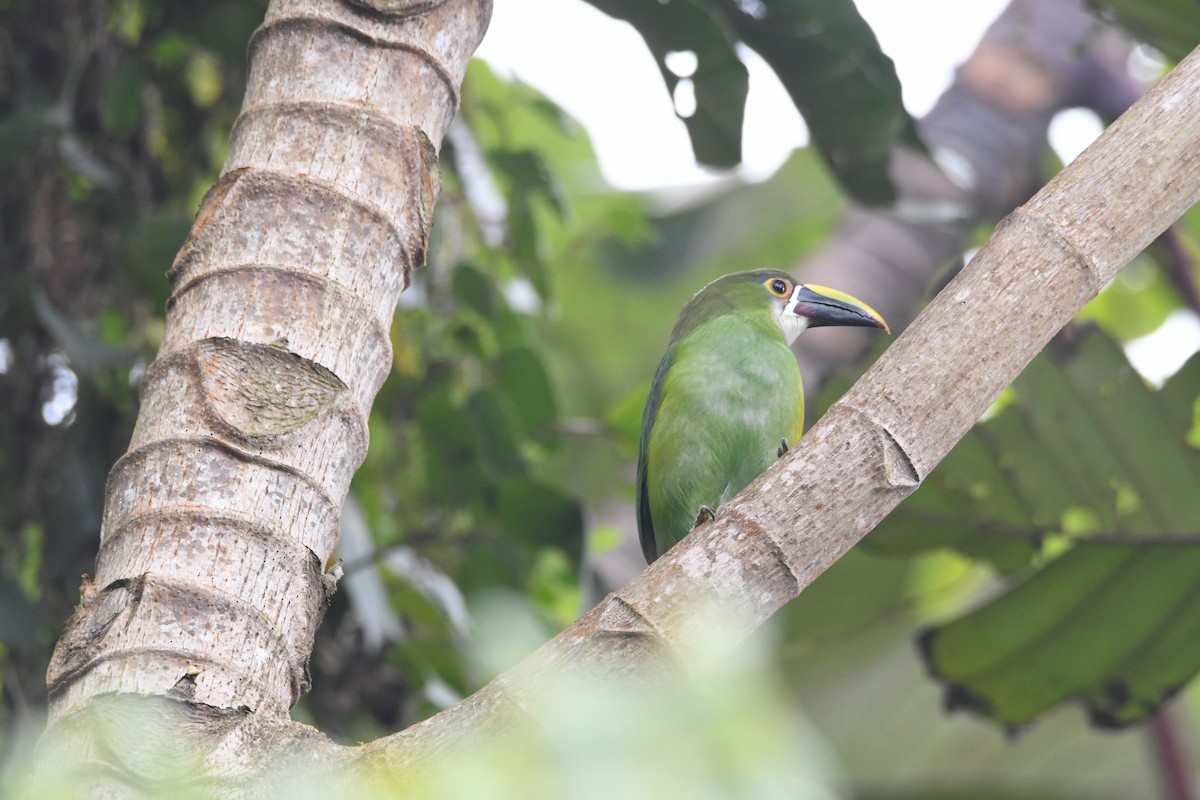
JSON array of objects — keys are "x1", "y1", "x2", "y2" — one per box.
[{"x1": 36, "y1": 0, "x2": 490, "y2": 790}]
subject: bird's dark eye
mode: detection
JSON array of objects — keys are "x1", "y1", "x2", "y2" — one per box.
[{"x1": 766, "y1": 278, "x2": 791, "y2": 298}]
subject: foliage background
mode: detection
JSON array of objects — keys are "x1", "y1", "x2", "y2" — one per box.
[{"x1": 2, "y1": 0, "x2": 1200, "y2": 797}]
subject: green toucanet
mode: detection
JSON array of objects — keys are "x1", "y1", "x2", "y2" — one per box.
[{"x1": 636, "y1": 270, "x2": 889, "y2": 564}]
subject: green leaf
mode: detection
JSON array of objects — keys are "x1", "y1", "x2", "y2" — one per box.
[
  {"x1": 184, "y1": 49, "x2": 224, "y2": 108},
  {"x1": 922, "y1": 543, "x2": 1200, "y2": 729},
  {"x1": 885, "y1": 327, "x2": 1200, "y2": 729},
  {"x1": 416, "y1": 389, "x2": 489, "y2": 507},
  {"x1": 526, "y1": 548, "x2": 582, "y2": 627},
  {"x1": 452, "y1": 263, "x2": 498, "y2": 317},
  {"x1": 583, "y1": 0, "x2": 748, "y2": 169},
  {"x1": 489, "y1": 150, "x2": 565, "y2": 220},
  {"x1": 494, "y1": 347, "x2": 557, "y2": 441},
  {"x1": 605, "y1": 380, "x2": 651, "y2": 456},
  {"x1": 489, "y1": 150, "x2": 565, "y2": 299},
  {"x1": 709, "y1": 0, "x2": 917, "y2": 205},
  {"x1": 466, "y1": 388, "x2": 524, "y2": 475},
  {"x1": 1091, "y1": 0, "x2": 1200, "y2": 62},
  {"x1": 102, "y1": 56, "x2": 143, "y2": 136},
  {"x1": 783, "y1": 548, "x2": 910, "y2": 642},
  {"x1": 498, "y1": 477, "x2": 584, "y2": 562},
  {"x1": 583, "y1": 0, "x2": 914, "y2": 203},
  {"x1": 124, "y1": 211, "x2": 194, "y2": 307},
  {"x1": 1076, "y1": 258, "x2": 1180, "y2": 342}
]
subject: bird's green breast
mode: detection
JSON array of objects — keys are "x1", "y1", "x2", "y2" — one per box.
[{"x1": 640, "y1": 310, "x2": 803, "y2": 559}]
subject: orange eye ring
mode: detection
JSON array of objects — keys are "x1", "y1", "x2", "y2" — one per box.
[{"x1": 764, "y1": 277, "x2": 792, "y2": 298}]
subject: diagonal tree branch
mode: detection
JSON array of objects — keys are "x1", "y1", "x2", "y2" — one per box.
[{"x1": 365, "y1": 43, "x2": 1200, "y2": 773}]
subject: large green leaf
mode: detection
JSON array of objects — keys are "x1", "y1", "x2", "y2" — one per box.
[
  {"x1": 583, "y1": 0, "x2": 916, "y2": 205},
  {"x1": 870, "y1": 327, "x2": 1200, "y2": 728},
  {"x1": 583, "y1": 0, "x2": 749, "y2": 169},
  {"x1": 922, "y1": 543, "x2": 1200, "y2": 730},
  {"x1": 709, "y1": 0, "x2": 917, "y2": 205}
]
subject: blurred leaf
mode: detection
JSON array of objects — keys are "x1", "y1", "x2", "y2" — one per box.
[
  {"x1": 526, "y1": 548, "x2": 582, "y2": 627},
  {"x1": 452, "y1": 263, "x2": 498, "y2": 317},
  {"x1": 883, "y1": 327, "x2": 1200, "y2": 729},
  {"x1": 489, "y1": 150, "x2": 564, "y2": 220},
  {"x1": 416, "y1": 389, "x2": 489, "y2": 507},
  {"x1": 0, "y1": 579, "x2": 39, "y2": 649},
  {"x1": 583, "y1": 0, "x2": 748, "y2": 169},
  {"x1": 447, "y1": 313, "x2": 496, "y2": 359},
  {"x1": 509, "y1": 195, "x2": 548, "y2": 296},
  {"x1": 110, "y1": 0, "x2": 148, "y2": 43},
  {"x1": 604, "y1": 379, "x2": 650, "y2": 456},
  {"x1": 467, "y1": 388, "x2": 523, "y2": 474},
  {"x1": 18, "y1": 522, "x2": 42, "y2": 602},
  {"x1": 102, "y1": 56, "x2": 143, "y2": 136},
  {"x1": 124, "y1": 211, "x2": 193, "y2": 307},
  {"x1": 399, "y1": 604, "x2": 842, "y2": 800},
  {"x1": 710, "y1": 0, "x2": 916, "y2": 205},
  {"x1": 149, "y1": 32, "x2": 190, "y2": 68},
  {"x1": 1091, "y1": 0, "x2": 1200, "y2": 62},
  {"x1": 184, "y1": 49, "x2": 223, "y2": 108},
  {"x1": 98, "y1": 308, "x2": 131, "y2": 348},
  {"x1": 498, "y1": 477, "x2": 584, "y2": 564},
  {"x1": 1077, "y1": 258, "x2": 1180, "y2": 342},
  {"x1": 783, "y1": 548, "x2": 910, "y2": 642},
  {"x1": 494, "y1": 347, "x2": 557, "y2": 440},
  {"x1": 489, "y1": 150, "x2": 565, "y2": 299},
  {"x1": 923, "y1": 542, "x2": 1200, "y2": 729},
  {"x1": 586, "y1": 525, "x2": 624, "y2": 556}
]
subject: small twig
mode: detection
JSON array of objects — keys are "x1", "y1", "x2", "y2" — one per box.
[
  {"x1": 1157, "y1": 228, "x2": 1200, "y2": 315},
  {"x1": 1151, "y1": 705, "x2": 1196, "y2": 800}
]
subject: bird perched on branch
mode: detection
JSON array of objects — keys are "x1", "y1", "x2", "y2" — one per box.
[{"x1": 636, "y1": 270, "x2": 888, "y2": 564}]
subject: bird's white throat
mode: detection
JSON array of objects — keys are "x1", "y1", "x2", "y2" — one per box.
[{"x1": 777, "y1": 298, "x2": 809, "y2": 345}]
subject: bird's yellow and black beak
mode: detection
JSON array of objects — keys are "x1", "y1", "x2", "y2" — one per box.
[{"x1": 786, "y1": 284, "x2": 890, "y2": 334}]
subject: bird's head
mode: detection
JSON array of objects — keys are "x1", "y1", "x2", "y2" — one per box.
[
  {"x1": 766, "y1": 272, "x2": 890, "y2": 344},
  {"x1": 688, "y1": 269, "x2": 889, "y2": 345}
]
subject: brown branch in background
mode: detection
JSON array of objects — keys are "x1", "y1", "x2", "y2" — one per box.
[
  {"x1": 1152, "y1": 706, "x2": 1198, "y2": 800},
  {"x1": 793, "y1": 0, "x2": 1145, "y2": 400},
  {"x1": 1156, "y1": 228, "x2": 1200, "y2": 314}
]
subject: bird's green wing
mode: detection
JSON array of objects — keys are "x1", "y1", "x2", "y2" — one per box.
[{"x1": 636, "y1": 346, "x2": 676, "y2": 563}]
